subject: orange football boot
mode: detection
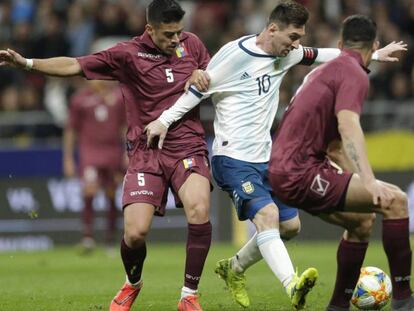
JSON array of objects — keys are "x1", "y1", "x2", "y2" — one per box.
[
  {"x1": 110, "y1": 281, "x2": 142, "y2": 311},
  {"x1": 177, "y1": 295, "x2": 203, "y2": 311}
]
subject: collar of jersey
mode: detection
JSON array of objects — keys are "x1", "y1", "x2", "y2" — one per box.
[
  {"x1": 238, "y1": 34, "x2": 276, "y2": 58},
  {"x1": 342, "y1": 48, "x2": 371, "y2": 74},
  {"x1": 139, "y1": 31, "x2": 190, "y2": 56}
]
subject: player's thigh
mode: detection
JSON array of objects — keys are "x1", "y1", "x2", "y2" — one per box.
[
  {"x1": 319, "y1": 211, "x2": 376, "y2": 241},
  {"x1": 178, "y1": 172, "x2": 211, "y2": 221},
  {"x1": 212, "y1": 155, "x2": 273, "y2": 221},
  {"x1": 344, "y1": 174, "x2": 396, "y2": 214},
  {"x1": 123, "y1": 202, "x2": 155, "y2": 240}
]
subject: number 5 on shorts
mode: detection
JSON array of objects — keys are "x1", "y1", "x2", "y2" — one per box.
[{"x1": 137, "y1": 173, "x2": 145, "y2": 186}]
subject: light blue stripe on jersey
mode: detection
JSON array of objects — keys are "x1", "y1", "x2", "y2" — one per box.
[
  {"x1": 189, "y1": 85, "x2": 203, "y2": 98},
  {"x1": 256, "y1": 229, "x2": 280, "y2": 246}
]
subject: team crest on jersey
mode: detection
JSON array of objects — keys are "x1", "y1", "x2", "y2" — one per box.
[
  {"x1": 242, "y1": 181, "x2": 255, "y2": 194},
  {"x1": 310, "y1": 174, "x2": 330, "y2": 196},
  {"x1": 183, "y1": 157, "x2": 196, "y2": 169},
  {"x1": 273, "y1": 58, "x2": 281, "y2": 70},
  {"x1": 175, "y1": 43, "x2": 187, "y2": 58}
]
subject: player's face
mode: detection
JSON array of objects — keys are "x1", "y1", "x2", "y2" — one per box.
[
  {"x1": 271, "y1": 24, "x2": 305, "y2": 57},
  {"x1": 146, "y1": 21, "x2": 184, "y2": 55}
]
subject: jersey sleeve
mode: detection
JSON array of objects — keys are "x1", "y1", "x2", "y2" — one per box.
[
  {"x1": 191, "y1": 34, "x2": 210, "y2": 70},
  {"x1": 293, "y1": 47, "x2": 340, "y2": 66},
  {"x1": 77, "y1": 43, "x2": 127, "y2": 81},
  {"x1": 334, "y1": 65, "x2": 369, "y2": 115}
]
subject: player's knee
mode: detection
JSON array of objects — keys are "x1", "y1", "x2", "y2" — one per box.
[
  {"x1": 185, "y1": 200, "x2": 210, "y2": 224},
  {"x1": 84, "y1": 185, "x2": 98, "y2": 197},
  {"x1": 124, "y1": 228, "x2": 148, "y2": 247},
  {"x1": 353, "y1": 214, "x2": 376, "y2": 240},
  {"x1": 253, "y1": 205, "x2": 278, "y2": 231},
  {"x1": 388, "y1": 190, "x2": 409, "y2": 218},
  {"x1": 280, "y1": 219, "x2": 301, "y2": 240}
]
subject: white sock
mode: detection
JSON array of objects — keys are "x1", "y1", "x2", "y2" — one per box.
[
  {"x1": 257, "y1": 229, "x2": 295, "y2": 288},
  {"x1": 181, "y1": 286, "x2": 197, "y2": 299},
  {"x1": 232, "y1": 232, "x2": 262, "y2": 273},
  {"x1": 126, "y1": 276, "x2": 142, "y2": 288}
]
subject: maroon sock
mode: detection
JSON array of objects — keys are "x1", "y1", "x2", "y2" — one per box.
[
  {"x1": 184, "y1": 221, "x2": 212, "y2": 290},
  {"x1": 82, "y1": 196, "x2": 94, "y2": 238},
  {"x1": 121, "y1": 238, "x2": 146, "y2": 284},
  {"x1": 382, "y1": 218, "x2": 412, "y2": 300},
  {"x1": 106, "y1": 198, "x2": 118, "y2": 244},
  {"x1": 329, "y1": 239, "x2": 368, "y2": 308}
]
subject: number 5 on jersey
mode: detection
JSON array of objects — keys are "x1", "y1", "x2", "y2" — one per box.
[{"x1": 165, "y1": 68, "x2": 174, "y2": 83}]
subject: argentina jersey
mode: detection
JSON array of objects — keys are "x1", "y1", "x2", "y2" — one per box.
[{"x1": 201, "y1": 35, "x2": 306, "y2": 162}]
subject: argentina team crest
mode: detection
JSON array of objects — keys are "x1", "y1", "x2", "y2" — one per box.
[
  {"x1": 175, "y1": 43, "x2": 187, "y2": 58},
  {"x1": 242, "y1": 181, "x2": 255, "y2": 194}
]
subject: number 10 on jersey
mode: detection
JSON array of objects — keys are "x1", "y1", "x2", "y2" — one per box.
[{"x1": 256, "y1": 74, "x2": 271, "y2": 95}]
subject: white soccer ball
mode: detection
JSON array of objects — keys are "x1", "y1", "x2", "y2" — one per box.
[{"x1": 351, "y1": 266, "x2": 392, "y2": 310}]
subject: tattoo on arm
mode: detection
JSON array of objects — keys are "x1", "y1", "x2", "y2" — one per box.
[{"x1": 345, "y1": 142, "x2": 361, "y2": 173}]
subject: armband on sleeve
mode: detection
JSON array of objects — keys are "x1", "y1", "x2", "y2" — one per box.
[{"x1": 299, "y1": 47, "x2": 319, "y2": 65}]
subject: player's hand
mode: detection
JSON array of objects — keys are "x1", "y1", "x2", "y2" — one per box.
[
  {"x1": 376, "y1": 41, "x2": 407, "y2": 62},
  {"x1": 364, "y1": 179, "x2": 395, "y2": 209},
  {"x1": 185, "y1": 69, "x2": 210, "y2": 93},
  {"x1": 144, "y1": 120, "x2": 167, "y2": 149},
  {"x1": 0, "y1": 49, "x2": 27, "y2": 69}
]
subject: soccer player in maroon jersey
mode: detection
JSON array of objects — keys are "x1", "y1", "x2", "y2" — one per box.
[
  {"x1": 0, "y1": 0, "x2": 212, "y2": 310},
  {"x1": 268, "y1": 15, "x2": 413, "y2": 311},
  {"x1": 63, "y1": 80, "x2": 126, "y2": 253}
]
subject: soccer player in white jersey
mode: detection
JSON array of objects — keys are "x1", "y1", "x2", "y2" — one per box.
[{"x1": 145, "y1": 1, "x2": 406, "y2": 309}]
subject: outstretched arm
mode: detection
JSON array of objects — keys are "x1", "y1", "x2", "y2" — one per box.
[
  {"x1": 0, "y1": 48, "x2": 82, "y2": 77},
  {"x1": 314, "y1": 41, "x2": 407, "y2": 63}
]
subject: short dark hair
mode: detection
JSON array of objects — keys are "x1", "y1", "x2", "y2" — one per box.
[
  {"x1": 147, "y1": 0, "x2": 185, "y2": 25},
  {"x1": 341, "y1": 15, "x2": 377, "y2": 49},
  {"x1": 268, "y1": 1, "x2": 309, "y2": 28}
]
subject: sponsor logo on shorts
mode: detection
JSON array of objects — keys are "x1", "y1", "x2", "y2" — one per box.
[
  {"x1": 242, "y1": 181, "x2": 255, "y2": 194},
  {"x1": 310, "y1": 174, "x2": 329, "y2": 196},
  {"x1": 130, "y1": 190, "x2": 154, "y2": 197}
]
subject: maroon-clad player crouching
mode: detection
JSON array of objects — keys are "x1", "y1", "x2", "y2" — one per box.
[
  {"x1": 0, "y1": 1, "x2": 212, "y2": 310},
  {"x1": 268, "y1": 15, "x2": 413, "y2": 311}
]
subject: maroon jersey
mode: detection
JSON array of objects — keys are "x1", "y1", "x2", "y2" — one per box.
[
  {"x1": 68, "y1": 86, "x2": 125, "y2": 169},
  {"x1": 269, "y1": 49, "x2": 369, "y2": 175},
  {"x1": 77, "y1": 31, "x2": 210, "y2": 172}
]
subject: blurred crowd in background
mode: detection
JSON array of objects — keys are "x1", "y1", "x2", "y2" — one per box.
[{"x1": 0, "y1": 0, "x2": 413, "y2": 140}]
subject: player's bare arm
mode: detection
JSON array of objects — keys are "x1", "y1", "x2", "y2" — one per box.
[
  {"x1": 337, "y1": 109, "x2": 395, "y2": 207},
  {"x1": 315, "y1": 41, "x2": 406, "y2": 63},
  {"x1": 0, "y1": 48, "x2": 82, "y2": 76}
]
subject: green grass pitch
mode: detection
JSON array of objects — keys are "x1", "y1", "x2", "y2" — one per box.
[{"x1": 0, "y1": 240, "x2": 409, "y2": 311}]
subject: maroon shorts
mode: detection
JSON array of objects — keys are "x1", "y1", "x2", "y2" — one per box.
[
  {"x1": 269, "y1": 159, "x2": 353, "y2": 215},
  {"x1": 122, "y1": 151, "x2": 211, "y2": 216}
]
